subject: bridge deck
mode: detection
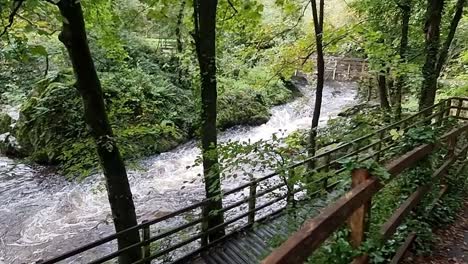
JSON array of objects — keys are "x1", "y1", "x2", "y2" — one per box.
[{"x1": 189, "y1": 192, "x2": 343, "y2": 264}]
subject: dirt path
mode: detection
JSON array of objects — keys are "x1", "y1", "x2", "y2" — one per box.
[{"x1": 403, "y1": 201, "x2": 468, "y2": 264}]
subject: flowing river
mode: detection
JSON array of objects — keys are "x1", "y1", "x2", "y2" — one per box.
[{"x1": 0, "y1": 82, "x2": 357, "y2": 264}]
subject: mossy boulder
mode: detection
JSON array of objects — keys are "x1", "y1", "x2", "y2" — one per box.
[
  {"x1": 282, "y1": 75, "x2": 306, "y2": 98},
  {"x1": 16, "y1": 72, "x2": 84, "y2": 164},
  {"x1": 0, "y1": 113, "x2": 12, "y2": 134},
  {"x1": 218, "y1": 90, "x2": 271, "y2": 129}
]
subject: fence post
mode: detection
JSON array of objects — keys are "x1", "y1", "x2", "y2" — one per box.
[
  {"x1": 456, "y1": 98, "x2": 463, "y2": 118},
  {"x1": 447, "y1": 98, "x2": 453, "y2": 118},
  {"x1": 347, "y1": 63, "x2": 351, "y2": 80},
  {"x1": 323, "y1": 153, "x2": 332, "y2": 191},
  {"x1": 201, "y1": 203, "x2": 209, "y2": 247},
  {"x1": 248, "y1": 181, "x2": 258, "y2": 224},
  {"x1": 436, "y1": 101, "x2": 445, "y2": 126},
  {"x1": 348, "y1": 168, "x2": 371, "y2": 264},
  {"x1": 332, "y1": 61, "x2": 337, "y2": 80},
  {"x1": 376, "y1": 131, "x2": 384, "y2": 162},
  {"x1": 440, "y1": 99, "x2": 451, "y2": 126},
  {"x1": 447, "y1": 135, "x2": 457, "y2": 158},
  {"x1": 142, "y1": 221, "x2": 151, "y2": 264},
  {"x1": 360, "y1": 62, "x2": 365, "y2": 80}
]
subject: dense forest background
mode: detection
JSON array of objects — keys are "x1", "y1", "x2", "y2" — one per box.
[{"x1": 0, "y1": 0, "x2": 468, "y2": 263}]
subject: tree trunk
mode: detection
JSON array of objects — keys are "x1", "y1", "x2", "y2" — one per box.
[
  {"x1": 193, "y1": 0, "x2": 225, "y2": 243},
  {"x1": 377, "y1": 70, "x2": 391, "y2": 110},
  {"x1": 175, "y1": 0, "x2": 186, "y2": 53},
  {"x1": 308, "y1": 0, "x2": 325, "y2": 168},
  {"x1": 367, "y1": 78, "x2": 372, "y2": 102},
  {"x1": 395, "y1": 0, "x2": 411, "y2": 120},
  {"x1": 435, "y1": 0, "x2": 466, "y2": 77},
  {"x1": 55, "y1": 1, "x2": 141, "y2": 263},
  {"x1": 419, "y1": 0, "x2": 445, "y2": 111}
]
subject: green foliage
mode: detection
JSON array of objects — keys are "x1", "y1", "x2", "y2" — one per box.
[
  {"x1": 15, "y1": 60, "x2": 193, "y2": 177},
  {"x1": 341, "y1": 158, "x2": 391, "y2": 181},
  {"x1": 390, "y1": 126, "x2": 439, "y2": 155},
  {"x1": 217, "y1": 89, "x2": 271, "y2": 129},
  {"x1": 317, "y1": 103, "x2": 386, "y2": 147},
  {"x1": 438, "y1": 80, "x2": 468, "y2": 98},
  {"x1": 308, "y1": 229, "x2": 356, "y2": 264},
  {"x1": 0, "y1": 113, "x2": 12, "y2": 134},
  {"x1": 16, "y1": 71, "x2": 83, "y2": 164}
]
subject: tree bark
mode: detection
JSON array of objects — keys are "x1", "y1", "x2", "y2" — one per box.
[
  {"x1": 193, "y1": 0, "x2": 225, "y2": 243},
  {"x1": 308, "y1": 0, "x2": 325, "y2": 168},
  {"x1": 435, "y1": 0, "x2": 466, "y2": 77},
  {"x1": 377, "y1": 70, "x2": 391, "y2": 110},
  {"x1": 395, "y1": 0, "x2": 411, "y2": 120},
  {"x1": 419, "y1": 0, "x2": 445, "y2": 111},
  {"x1": 176, "y1": 0, "x2": 186, "y2": 53},
  {"x1": 55, "y1": 1, "x2": 141, "y2": 263}
]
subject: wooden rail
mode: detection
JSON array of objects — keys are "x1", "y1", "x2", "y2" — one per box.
[
  {"x1": 263, "y1": 112, "x2": 468, "y2": 263},
  {"x1": 296, "y1": 56, "x2": 369, "y2": 81},
  {"x1": 41, "y1": 97, "x2": 468, "y2": 264}
]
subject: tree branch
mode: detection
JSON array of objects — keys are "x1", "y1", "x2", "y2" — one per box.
[
  {"x1": 435, "y1": 0, "x2": 466, "y2": 77},
  {"x1": 0, "y1": 0, "x2": 26, "y2": 38},
  {"x1": 227, "y1": 0, "x2": 238, "y2": 14}
]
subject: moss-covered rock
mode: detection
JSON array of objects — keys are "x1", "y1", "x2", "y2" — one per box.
[
  {"x1": 0, "y1": 113, "x2": 12, "y2": 134},
  {"x1": 281, "y1": 75, "x2": 306, "y2": 98},
  {"x1": 16, "y1": 72, "x2": 84, "y2": 164},
  {"x1": 0, "y1": 133, "x2": 23, "y2": 157},
  {"x1": 218, "y1": 90, "x2": 271, "y2": 129}
]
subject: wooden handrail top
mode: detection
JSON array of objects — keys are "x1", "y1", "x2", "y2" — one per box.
[
  {"x1": 262, "y1": 143, "x2": 432, "y2": 264},
  {"x1": 261, "y1": 178, "x2": 381, "y2": 264}
]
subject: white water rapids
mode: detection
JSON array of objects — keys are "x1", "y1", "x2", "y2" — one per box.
[{"x1": 0, "y1": 82, "x2": 357, "y2": 263}]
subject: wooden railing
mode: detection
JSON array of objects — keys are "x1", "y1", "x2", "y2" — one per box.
[
  {"x1": 263, "y1": 99, "x2": 468, "y2": 264},
  {"x1": 41, "y1": 97, "x2": 468, "y2": 264},
  {"x1": 324, "y1": 57, "x2": 369, "y2": 81},
  {"x1": 296, "y1": 56, "x2": 369, "y2": 81}
]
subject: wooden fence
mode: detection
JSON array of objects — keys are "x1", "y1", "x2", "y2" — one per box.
[
  {"x1": 262, "y1": 99, "x2": 468, "y2": 264},
  {"x1": 298, "y1": 56, "x2": 369, "y2": 81}
]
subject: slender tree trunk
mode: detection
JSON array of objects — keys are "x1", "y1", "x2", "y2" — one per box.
[
  {"x1": 395, "y1": 1, "x2": 411, "y2": 120},
  {"x1": 367, "y1": 78, "x2": 372, "y2": 102},
  {"x1": 193, "y1": 0, "x2": 225, "y2": 243},
  {"x1": 377, "y1": 69, "x2": 391, "y2": 110},
  {"x1": 419, "y1": 0, "x2": 445, "y2": 111},
  {"x1": 175, "y1": 0, "x2": 186, "y2": 86},
  {"x1": 176, "y1": 0, "x2": 186, "y2": 53},
  {"x1": 435, "y1": 0, "x2": 466, "y2": 77},
  {"x1": 55, "y1": 1, "x2": 141, "y2": 263},
  {"x1": 308, "y1": 0, "x2": 325, "y2": 168}
]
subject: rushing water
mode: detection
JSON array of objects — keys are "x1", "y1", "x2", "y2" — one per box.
[{"x1": 0, "y1": 82, "x2": 357, "y2": 264}]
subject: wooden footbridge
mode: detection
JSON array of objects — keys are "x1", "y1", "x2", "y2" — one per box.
[
  {"x1": 296, "y1": 56, "x2": 369, "y2": 81},
  {"x1": 42, "y1": 97, "x2": 468, "y2": 264}
]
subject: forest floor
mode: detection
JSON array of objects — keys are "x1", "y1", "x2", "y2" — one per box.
[{"x1": 403, "y1": 201, "x2": 468, "y2": 264}]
